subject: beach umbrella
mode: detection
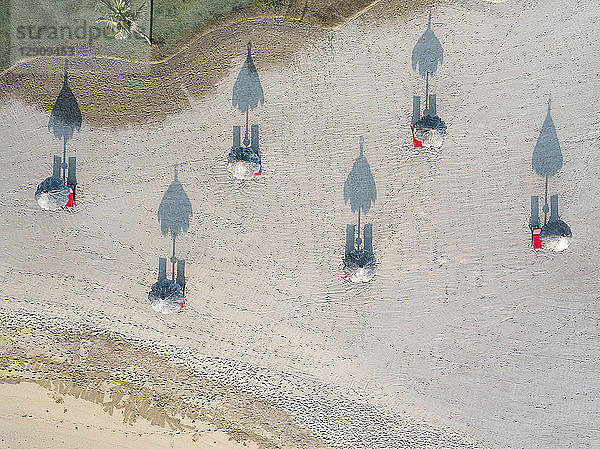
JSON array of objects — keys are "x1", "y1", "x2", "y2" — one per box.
[
  {"x1": 344, "y1": 137, "x2": 377, "y2": 249},
  {"x1": 158, "y1": 165, "x2": 193, "y2": 279},
  {"x1": 35, "y1": 176, "x2": 69, "y2": 210},
  {"x1": 532, "y1": 98, "x2": 563, "y2": 224},
  {"x1": 232, "y1": 42, "x2": 264, "y2": 146},
  {"x1": 48, "y1": 61, "x2": 82, "y2": 181},
  {"x1": 412, "y1": 12, "x2": 443, "y2": 112},
  {"x1": 148, "y1": 278, "x2": 184, "y2": 314}
]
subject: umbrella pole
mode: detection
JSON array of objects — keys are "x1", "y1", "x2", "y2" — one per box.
[
  {"x1": 171, "y1": 236, "x2": 176, "y2": 281},
  {"x1": 62, "y1": 136, "x2": 67, "y2": 181}
]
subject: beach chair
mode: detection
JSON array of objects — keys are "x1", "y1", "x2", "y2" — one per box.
[
  {"x1": 233, "y1": 126, "x2": 241, "y2": 149},
  {"x1": 176, "y1": 259, "x2": 186, "y2": 294},
  {"x1": 158, "y1": 257, "x2": 167, "y2": 281},
  {"x1": 411, "y1": 96, "x2": 423, "y2": 148},
  {"x1": 345, "y1": 224, "x2": 355, "y2": 258},
  {"x1": 364, "y1": 223, "x2": 373, "y2": 254},
  {"x1": 530, "y1": 196, "x2": 540, "y2": 229}
]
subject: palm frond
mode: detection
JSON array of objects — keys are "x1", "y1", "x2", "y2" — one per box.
[{"x1": 96, "y1": 0, "x2": 149, "y2": 43}]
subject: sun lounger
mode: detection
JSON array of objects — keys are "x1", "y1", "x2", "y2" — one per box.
[
  {"x1": 530, "y1": 195, "x2": 540, "y2": 229},
  {"x1": 53, "y1": 155, "x2": 61, "y2": 178},
  {"x1": 65, "y1": 157, "x2": 76, "y2": 207},
  {"x1": 532, "y1": 228, "x2": 542, "y2": 249},
  {"x1": 427, "y1": 94, "x2": 436, "y2": 117},
  {"x1": 412, "y1": 96, "x2": 420, "y2": 126}
]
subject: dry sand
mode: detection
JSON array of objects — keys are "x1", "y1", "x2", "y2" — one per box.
[{"x1": 1, "y1": 0, "x2": 600, "y2": 448}]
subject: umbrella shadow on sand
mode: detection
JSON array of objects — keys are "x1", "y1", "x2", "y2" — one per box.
[
  {"x1": 410, "y1": 12, "x2": 447, "y2": 149},
  {"x1": 528, "y1": 98, "x2": 571, "y2": 252},
  {"x1": 228, "y1": 42, "x2": 264, "y2": 179},
  {"x1": 232, "y1": 41, "x2": 264, "y2": 146},
  {"x1": 48, "y1": 60, "x2": 82, "y2": 181},
  {"x1": 532, "y1": 98, "x2": 563, "y2": 224},
  {"x1": 158, "y1": 164, "x2": 193, "y2": 278},
  {"x1": 343, "y1": 137, "x2": 377, "y2": 283}
]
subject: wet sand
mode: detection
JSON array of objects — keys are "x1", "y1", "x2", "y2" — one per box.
[
  {"x1": 0, "y1": 382, "x2": 255, "y2": 449},
  {"x1": 0, "y1": 311, "x2": 331, "y2": 449}
]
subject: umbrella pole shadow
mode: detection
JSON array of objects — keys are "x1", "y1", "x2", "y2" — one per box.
[
  {"x1": 410, "y1": 11, "x2": 447, "y2": 149},
  {"x1": 528, "y1": 100, "x2": 570, "y2": 252},
  {"x1": 152, "y1": 164, "x2": 192, "y2": 309},
  {"x1": 229, "y1": 42, "x2": 264, "y2": 180},
  {"x1": 342, "y1": 136, "x2": 377, "y2": 282},
  {"x1": 38, "y1": 59, "x2": 80, "y2": 211}
]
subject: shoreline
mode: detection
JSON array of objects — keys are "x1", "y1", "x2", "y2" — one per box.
[
  {"x1": 0, "y1": 309, "x2": 333, "y2": 449},
  {"x1": 0, "y1": 308, "x2": 483, "y2": 449}
]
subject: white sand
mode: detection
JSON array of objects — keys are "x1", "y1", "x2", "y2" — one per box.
[{"x1": 1, "y1": 0, "x2": 600, "y2": 447}]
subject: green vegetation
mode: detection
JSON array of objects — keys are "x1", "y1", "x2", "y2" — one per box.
[
  {"x1": 97, "y1": 0, "x2": 152, "y2": 45},
  {"x1": 0, "y1": 1, "x2": 9, "y2": 73}
]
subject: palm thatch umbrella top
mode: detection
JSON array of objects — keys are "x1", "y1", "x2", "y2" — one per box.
[
  {"x1": 344, "y1": 137, "x2": 377, "y2": 215},
  {"x1": 411, "y1": 12, "x2": 444, "y2": 78},
  {"x1": 232, "y1": 42, "x2": 264, "y2": 114},
  {"x1": 48, "y1": 62, "x2": 82, "y2": 142},
  {"x1": 158, "y1": 165, "x2": 193, "y2": 240}
]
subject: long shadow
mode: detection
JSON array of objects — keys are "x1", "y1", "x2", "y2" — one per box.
[
  {"x1": 48, "y1": 60, "x2": 82, "y2": 181},
  {"x1": 410, "y1": 12, "x2": 447, "y2": 149},
  {"x1": 158, "y1": 164, "x2": 193, "y2": 279},
  {"x1": 232, "y1": 42, "x2": 264, "y2": 146},
  {"x1": 343, "y1": 137, "x2": 377, "y2": 282},
  {"x1": 411, "y1": 12, "x2": 443, "y2": 109},
  {"x1": 532, "y1": 98, "x2": 563, "y2": 224},
  {"x1": 344, "y1": 137, "x2": 377, "y2": 218}
]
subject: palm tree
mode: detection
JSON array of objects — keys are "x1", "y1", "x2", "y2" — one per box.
[{"x1": 97, "y1": 0, "x2": 152, "y2": 45}]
